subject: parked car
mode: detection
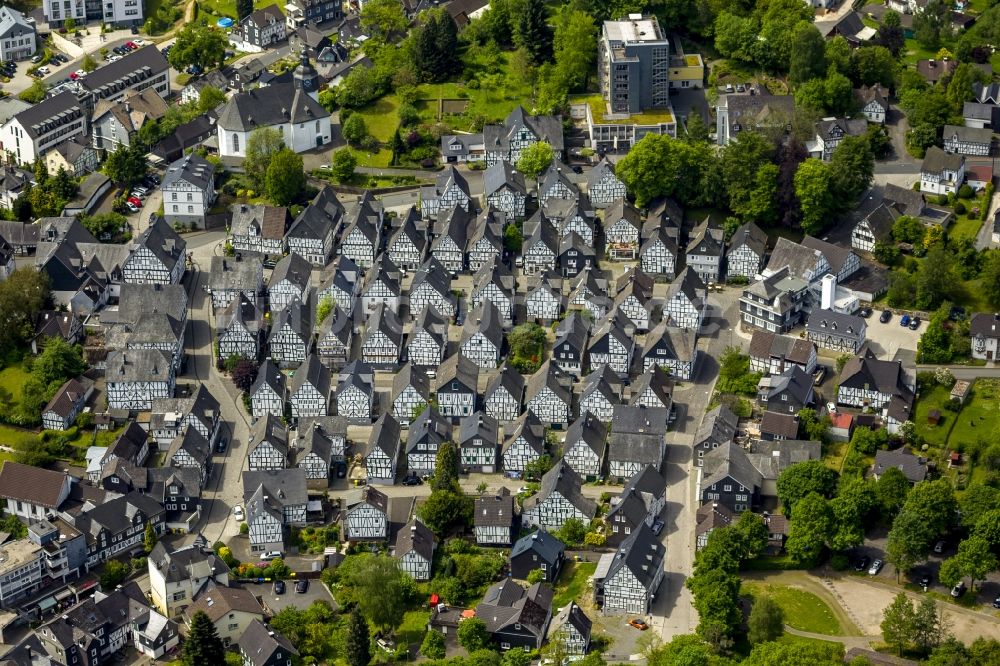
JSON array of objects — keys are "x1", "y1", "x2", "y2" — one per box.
[
  {"x1": 125, "y1": 202, "x2": 140, "y2": 213},
  {"x1": 36, "y1": 65, "x2": 49, "y2": 75},
  {"x1": 880, "y1": 309, "x2": 892, "y2": 323},
  {"x1": 859, "y1": 307, "x2": 872, "y2": 318},
  {"x1": 73, "y1": 69, "x2": 86, "y2": 79},
  {"x1": 993, "y1": 595, "x2": 1000, "y2": 609},
  {"x1": 900, "y1": 314, "x2": 911, "y2": 327},
  {"x1": 951, "y1": 581, "x2": 966, "y2": 598},
  {"x1": 133, "y1": 185, "x2": 149, "y2": 195},
  {"x1": 651, "y1": 519, "x2": 665, "y2": 536},
  {"x1": 125, "y1": 41, "x2": 138, "y2": 49},
  {"x1": 216, "y1": 437, "x2": 227, "y2": 453},
  {"x1": 273, "y1": 580, "x2": 285, "y2": 594},
  {"x1": 571, "y1": 165, "x2": 583, "y2": 174},
  {"x1": 813, "y1": 365, "x2": 827, "y2": 386},
  {"x1": 934, "y1": 541, "x2": 946, "y2": 554},
  {"x1": 402, "y1": 475, "x2": 422, "y2": 486},
  {"x1": 127, "y1": 197, "x2": 142, "y2": 208},
  {"x1": 261, "y1": 551, "x2": 283, "y2": 561},
  {"x1": 295, "y1": 580, "x2": 308, "y2": 593},
  {"x1": 909, "y1": 316, "x2": 921, "y2": 330},
  {"x1": 868, "y1": 559, "x2": 884, "y2": 575},
  {"x1": 919, "y1": 573, "x2": 932, "y2": 589},
  {"x1": 853, "y1": 555, "x2": 870, "y2": 572},
  {"x1": 628, "y1": 619, "x2": 648, "y2": 630},
  {"x1": 30, "y1": 54, "x2": 42, "y2": 63},
  {"x1": 233, "y1": 505, "x2": 244, "y2": 521}
]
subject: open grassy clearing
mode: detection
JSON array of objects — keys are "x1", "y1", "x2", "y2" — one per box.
[
  {"x1": 0, "y1": 362, "x2": 30, "y2": 411},
  {"x1": 552, "y1": 560, "x2": 597, "y2": 609},
  {"x1": 914, "y1": 379, "x2": 1000, "y2": 455},
  {"x1": 742, "y1": 582, "x2": 844, "y2": 636}
]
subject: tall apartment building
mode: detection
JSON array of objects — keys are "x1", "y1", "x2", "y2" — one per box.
[
  {"x1": 599, "y1": 14, "x2": 670, "y2": 115},
  {"x1": 0, "y1": 91, "x2": 86, "y2": 165},
  {"x1": 44, "y1": 0, "x2": 143, "y2": 28}
]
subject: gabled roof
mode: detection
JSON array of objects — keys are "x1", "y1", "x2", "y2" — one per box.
[
  {"x1": 433, "y1": 204, "x2": 472, "y2": 253},
  {"x1": 239, "y1": 619, "x2": 298, "y2": 666},
  {"x1": 459, "y1": 412, "x2": 499, "y2": 446},
  {"x1": 218, "y1": 82, "x2": 329, "y2": 131},
  {"x1": 43, "y1": 376, "x2": 92, "y2": 418},
  {"x1": 702, "y1": 441, "x2": 763, "y2": 490},
  {"x1": 251, "y1": 359, "x2": 285, "y2": 397},
  {"x1": 395, "y1": 518, "x2": 435, "y2": 561},
  {"x1": 608, "y1": 405, "x2": 668, "y2": 464},
  {"x1": 287, "y1": 185, "x2": 343, "y2": 242},
  {"x1": 525, "y1": 360, "x2": 571, "y2": 406},
  {"x1": 603, "y1": 522, "x2": 665, "y2": 589},
  {"x1": 436, "y1": 353, "x2": 479, "y2": 392},
  {"x1": 483, "y1": 105, "x2": 564, "y2": 153},
  {"x1": 538, "y1": 162, "x2": 580, "y2": 200},
  {"x1": 242, "y1": 468, "x2": 309, "y2": 507},
  {"x1": 696, "y1": 502, "x2": 735, "y2": 537},
  {"x1": 565, "y1": 411, "x2": 608, "y2": 457},
  {"x1": 132, "y1": 217, "x2": 185, "y2": 272},
  {"x1": 270, "y1": 251, "x2": 312, "y2": 293},
  {"x1": 231, "y1": 203, "x2": 290, "y2": 241},
  {"x1": 874, "y1": 448, "x2": 927, "y2": 483},
  {"x1": 210, "y1": 255, "x2": 262, "y2": 294},
  {"x1": 392, "y1": 362, "x2": 430, "y2": 405},
  {"x1": 502, "y1": 412, "x2": 545, "y2": 454},
  {"x1": 805, "y1": 308, "x2": 866, "y2": 338},
  {"x1": 586, "y1": 157, "x2": 619, "y2": 190},
  {"x1": 695, "y1": 404, "x2": 738, "y2": 447},
  {"x1": 290, "y1": 353, "x2": 331, "y2": 398},
  {"x1": 412, "y1": 304, "x2": 449, "y2": 344},
  {"x1": 757, "y1": 366, "x2": 814, "y2": 405},
  {"x1": 161, "y1": 152, "x2": 213, "y2": 192},
  {"x1": 554, "y1": 311, "x2": 590, "y2": 352},
  {"x1": 485, "y1": 361, "x2": 525, "y2": 405},
  {"x1": 580, "y1": 364, "x2": 620, "y2": 407},
  {"x1": 0, "y1": 461, "x2": 68, "y2": 508},
  {"x1": 665, "y1": 266, "x2": 706, "y2": 306},
  {"x1": 760, "y1": 411, "x2": 800, "y2": 439},
  {"x1": 765, "y1": 237, "x2": 825, "y2": 279},
  {"x1": 630, "y1": 366, "x2": 673, "y2": 409},
  {"x1": 476, "y1": 578, "x2": 553, "y2": 637},
  {"x1": 971, "y1": 312, "x2": 1000, "y2": 339},
  {"x1": 728, "y1": 221, "x2": 767, "y2": 256},
  {"x1": 837, "y1": 355, "x2": 911, "y2": 398},
  {"x1": 187, "y1": 582, "x2": 263, "y2": 624},
  {"x1": 526, "y1": 458, "x2": 596, "y2": 518},
  {"x1": 644, "y1": 321, "x2": 697, "y2": 363},
  {"x1": 549, "y1": 601, "x2": 592, "y2": 642},
  {"x1": 920, "y1": 145, "x2": 964, "y2": 175},
  {"x1": 484, "y1": 160, "x2": 527, "y2": 197},
  {"x1": 475, "y1": 486, "x2": 516, "y2": 527},
  {"x1": 367, "y1": 413, "x2": 402, "y2": 460},
  {"x1": 511, "y1": 528, "x2": 564, "y2": 564},
  {"x1": 250, "y1": 413, "x2": 288, "y2": 457},
  {"x1": 268, "y1": 294, "x2": 312, "y2": 343},
  {"x1": 604, "y1": 198, "x2": 642, "y2": 232},
  {"x1": 167, "y1": 427, "x2": 211, "y2": 466},
  {"x1": 407, "y1": 405, "x2": 450, "y2": 453},
  {"x1": 461, "y1": 299, "x2": 504, "y2": 350},
  {"x1": 801, "y1": 236, "x2": 856, "y2": 276}
]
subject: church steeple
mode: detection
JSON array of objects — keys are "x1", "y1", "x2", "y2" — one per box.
[{"x1": 293, "y1": 47, "x2": 321, "y2": 101}]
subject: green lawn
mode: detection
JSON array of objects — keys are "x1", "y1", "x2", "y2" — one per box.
[
  {"x1": 0, "y1": 424, "x2": 124, "y2": 463},
  {"x1": 823, "y1": 441, "x2": 849, "y2": 473},
  {"x1": 949, "y1": 214, "x2": 984, "y2": 244},
  {"x1": 0, "y1": 362, "x2": 30, "y2": 410},
  {"x1": 742, "y1": 583, "x2": 843, "y2": 636},
  {"x1": 395, "y1": 609, "x2": 430, "y2": 645},
  {"x1": 913, "y1": 384, "x2": 955, "y2": 449},
  {"x1": 196, "y1": 0, "x2": 236, "y2": 21},
  {"x1": 552, "y1": 560, "x2": 597, "y2": 609},
  {"x1": 913, "y1": 379, "x2": 1000, "y2": 455},
  {"x1": 901, "y1": 40, "x2": 938, "y2": 66}
]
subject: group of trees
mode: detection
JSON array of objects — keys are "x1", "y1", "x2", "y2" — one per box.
[
  {"x1": 242, "y1": 128, "x2": 308, "y2": 206},
  {"x1": 418, "y1": 442, "x2": 474, "y2": 535},
  {"x1": 686, "y1": 511, "x2": 768, "y2": 647},
  {"x1": 616, "y1": 124, "x2": 873, "y2": 236},
  {"x1": 881, "y1": 593, "x2": 949, "y2": 657},
  {"x1": 168, "y1": 23, "x2": 228, "y2": 72},
  {"x1": 507, "y1": 322, "x2": 547, "y2": 373},
  {"x1": 11, "y1": 161, "x2": 79, "y2": 222}
]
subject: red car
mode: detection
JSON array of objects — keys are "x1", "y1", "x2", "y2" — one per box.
[
  {"x1": 69, "y1": 72, "x2": 79, "y2": 81},
  {"x1": 125, "y1": 41, "x2": 137, "y2": 49},
  {"x1": 127, "y1": 196, "x2": 142, "y2": 208}
]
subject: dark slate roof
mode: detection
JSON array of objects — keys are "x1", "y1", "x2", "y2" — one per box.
[
  {"x1": 696, "y1": 501, "x2": 735, "y2": 537},
  {"x1": 629, "y1": 366, "x2": 673, "y2": 409},
  {"x1": 251, "y1": 359, "x2": 286, "y2": 398},
  {"x1": 484, "y1": 160, "x2": 527, "y2": 197},
  {"x1": 250, "y1": 413, "x2": 289, "y2": 456},
  {"x1": 580, "y1": 365, "x2": 621, "y2": 408},
  {"x1": 801, "y1": 236, "x2": 856, "y2": 276},
  {"x1": 757, "y1": 366, "x2": 814, "y2": 406},
  {"x1": 665, "y1": 266, "x2": 706, "y2": 305},
  {"x1": 0, "y1": 461, "x2": 67, "y2": 508},
  {"x1": 644, "y1": 321, "x2": 697, "y2": 363},
  {"x1": 476, "y1": 579, "x2": 553, "y2": 637},
  {"x1": 970, "y1": 312, "x2": 1000, "y2": 339},
  {"x1": 436, "y1": 353, "x2": 479, "y2": 393},
  {"x1": 760, "y1": 411, "x2": 800, "y2": 439},
  {"x1": 554, "y1": 311, "x2": 590, "y2": 352},
  {"x1": 433, "y1": 204, "x2": 472, "y2": 253},
  {"x1": 702, "y1": 441, "x2": 763, "y2": 490},
  {"x1": 395, "y1": 518, "x2": 435, "y2": 561},
  {"x1": 837, "y1": 356, "x2": 912, "y2": 399},
  {"x1": 920, "y1": 145, "x2": 964, "y2": 175},
  {"x1": 728, "y1": 221, "x2": 767, "y2": 256},
  {"x1": 874, "y1": 448, "x2": 928, "y2": 483},
  {"x1": 603, "y1": 522, "x2": 665, "y2": 590},
  {"x1": 805, "y1": 309, "x2": 866, "y2": 339},
  {"x1": 538, "y1": 162, "x2": 580, "y2": 200},
  {"x1": 134, "y1": 217, "x2": 185, "y2": 273},
  {"x1": 368, "y1": 413, "x2": 402, "y2": 459},
  {"x1": 167, "y1": 427, "x2": 211, "y2": 466},
  {"x1": 411, "y1": 256, "x2": 452, "y2": 300},
  {"x1": 502, "y1": 412, "x2": 545, "y2": 454},
  {"x1": 218, "y1": 82, "x2": 329, "y2": 131},
  {"x1": 608, "y1": 405, "x2": 667, "y2": 465},
  {"x1": 290, "y1": 353, "x2": 331, "y2": 399},
  {"x1": 210, "y1": 255, "x2": 262, "y2": 294},
  {"x1": 483, "y1": 105, "x2": 564, "y2": 153},
  {"x1": 765, "y1": 237, "x2": 824, "y2": 278},
  {"x1": 11, "y1": 91, "x2": 84, "y2": 139},
  {"x1": 748, "y1": 330, "x2": 816, "y2": 367},
  {"x1": 270, "y1": 251, "x2": 312, "y2": 292},
  {"x1": 268, "y1": 294, "x2": 312, "y2": 345},
  {"x1": 549, "y1": 601, "x2": 592, "y2": 643},
  {"x1": 242, "y1": 468, "x2": 308, "y2": 507},
  {"x1": 412, "y1": 304, "x2": 448, "y2": 345},
  {"x1": 459, "y1": 412, "x2": 499, "y2": 445},
  {"x1": 526, "y1": 458, "x2": 596, "y2": 518},
  {"x1": 475, "y1": 486, "x2": 516, "y2": 527},
  {"x1": 80, "y1": 46, "x2": 168, "y2": 95},
  {"x1": 511, "y1": 528, "x2": 564, "y2": 563},
  {"x1": 407, "y1": 405, "x2": 450, "y2": 453},
  {"x1": 162, "y1": 152, "x2": 214, "y2": 192},
  {"x1": 287, "y1": 185, "x2": 343, "y2": 242},
  {"x1": 461, "y1": 299, "x2": 504, "y2": 350},
  {"x1": 485, "y1": 362, "x2": 525, "y2": 406},
  {"x1": 565, "y1": 411, "x2": 608, "y2": 457},
  {"x1": 239, "y1": 619, "x2": 298, "y2": 666},
  {"x1": 525, "y1": 360, "x2": 571, "y2": 406},
  {"x1": 392, "y1": 362, "x2": 430, "y2": 405}
]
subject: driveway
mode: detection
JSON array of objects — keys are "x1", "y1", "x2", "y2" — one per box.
[
  {"x1": 862, "y1": 311, "x2": 923, "y2": 359},
  {"x1": 245, "y1": 580, "x2": 337, "y2": 614}
]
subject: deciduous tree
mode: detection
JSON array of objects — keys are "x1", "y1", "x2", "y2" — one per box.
[
  {"x1": 785, "y1": 492, "x2": 833, "y2": 564},
  {"x1": 794, "y1": 158, "x2": 834, "y2": 236},
  {"x1": 776, "y1": 460, "x2": 838, "y2": 517},
  {"x1": 748, "y1": 595, "x2": 784, "y2": 644},
  {"x1": 0, "y1": 270, "x2": 48, "y2": 354},
  {"x1": 881, "y1": 593, "x2": 916, "y2": 655},
  {"x1": 104, "y1": 145, "x2": 147, "y2": 187},
  {"x1": 244, "y1": 127, "x2": 285, "y2": 190},
  {"x1": 420, "y1": 629, "x2": 445, "y2": 659},
  {"x1": 789, "y1": 22, "x2": 827, "y2": 86},
  {"x1": 346, "y1": 607, "x2": 371, "y2": 666},
  {"x1": 457, "y1": 617, "x2": 491, "y2": 652},
  {"x1": 331, "y1": 149, "x2": 357, "y2": 183},
  {"x1": 168, "y1": 24, "x2": 227, "y2": 71},
  {"x1": 952, "y1": 535, "x2": 998, "y2": 590},
  {"x1": 516, "y1": 141, "x2": 554, "y2": 179},
  {"x1": 265, "y1": 149, "x2": 306, "y2": 206}
]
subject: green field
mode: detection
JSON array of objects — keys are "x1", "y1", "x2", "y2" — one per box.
[
  {"x1": 552, "y1": 560, "x2": 597, "y2": 609},
  {"x1": 195, "y1": 0, "x2": 236, "y2": 22},
  {"x1": 395, "y1": 609, "x2": 430, "y2": 646},
  {"x1": 0, "y1": 424, "x2": 124, "y2": 463},
  {"x1": 914, "y1": 379, "x2": 1000, "y2": 454},
  {"x1": 949, "y1": 214, "x2": 984, "y2": 244},
  {"x1": 743, "y1": 583, "x2": 843, "y2": 636},
  {"x1": 0, "y1": 363, "x2": 30, "y2": 412}
]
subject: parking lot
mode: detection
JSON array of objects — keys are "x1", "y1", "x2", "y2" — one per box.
[
  {"x1": 246, "y1": 579, "x2": 337, "y2": 615},
  {"x1": 862, "y1": 309, "x2": 924, "y2": 360}
]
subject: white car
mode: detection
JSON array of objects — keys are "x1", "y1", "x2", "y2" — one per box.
[
  {"x1": 125, "y1": 202, "x2": 140, "y2": 213},
  {"x1": 36, "y1": 65, "x2": 49, "y2": 75},
  {"x1": 74, "y1": 69, "x2": 87, "y2": 78},
  {"x1": 133, "y1": 38, "x2": 147, "y2": 45},
  {"x1": 233, "y1": 505, "x2": 244, "y2": 521}
]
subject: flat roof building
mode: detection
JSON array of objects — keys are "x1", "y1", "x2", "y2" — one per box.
[{"x1": 599, "y1": 14, "x2": 670, "y2": 115}]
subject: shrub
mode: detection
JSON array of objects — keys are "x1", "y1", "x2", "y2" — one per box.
[
  {"x1": 958, "y1": 184, "x2": 974, "y2": 199},
  {"x1": 954, "y1": 201, "x2": 966, "y2": 215}
]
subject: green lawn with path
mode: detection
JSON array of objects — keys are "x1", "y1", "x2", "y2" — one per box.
[
  {"x1": 742, "y1": 583, "x2": 843, "y2": 636},
  {"x1": 552, "y1": 560, "x2": 597, "y2": 609}
]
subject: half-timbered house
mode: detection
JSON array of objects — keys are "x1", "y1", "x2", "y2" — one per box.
[
  {"x1": 122, "y1": 217, "x2": 186, "y2": 285},
  {"x1": 586, "y1": 158, "x2": 627, "y2": 207},
  {"x1": 525, "y1": 361, "x2": 571, "y2": 427},
  {"x1": 630, "y1": 366, "x2": 674, "y2": 412},
  {"x1": 420, "y1": 167, "x2": 472, "y2": 219},
  {"x1": 318, "y1": 254, "x2": 360, "y2": 316},
  {"x1": 522, "y1": 213, "x2": 559, "y2": 276},
  {"x1": 640, "y1": 223, "x2": 679, "y2": 281},
  {"x1": 641, "y1": 321, "x2": 698, "y2": 380},
  {"x1": 315, "y1": 304, "x2": 352, "y2": 370},
  {"x1": 605, "y1": 198, "x2": 643, "y2": 260},
  {"x1": 686, "y1": 218, "x2": 726, "y2": 286},
  {"x1": 209, "y1": 255, "x2": 264, "y2": 311},
  {"x1": 166, "y1": 428, "x2": 212, "y2": 485},
  {"x1": 250, "y1": 359, "x2": 286, "y2": 419},
  {"x1": 459, "y1": 412, "x2": 500, "y2": 473},
  {"x1": 467, "y1": 208, "x2": 504, "y2": 272},
  {"x1": 693, "y1": 404, "x2": 738, "y2": 467},
  {"x1": 484, "y1": 161, "x2": 528, "y2": 221},
  {"x1": 484, "y1": 105, "x2": 564, "y2": 165},
  {"x1": 289, "y1": 354, "x2": 331, "y2": 419},
  {"x1": 605, "y1": 465, "x2": 667, "y2": 549},
  {"x1": 461, "y1": 300, "x2": 504, "y2": 369},
  {"x1": 406, "y1": 405, "x2": 450, "y2": 474},
  {"x1": 748, "y1": 330, "x2": 818, "y2": 376},
  {"x1": 409, "y1": 258, "x2": 456, "y2": 319},
  {"x1": 268, "y1": 253, "x2": 312, "y2": 313},
  {"x1": 525, "y1": 277, "x2": 564, "y2": 324},
  {"x1": 663, "y1": 267, "x2": 707, "y2": 330},
  {"x1": 538, "y1": 163, "x2": 579, "y2": 204},
  {"x1": 391, "y1": 362, "x2": 431, "y2": 423},
  {"x1": 229, "y1": 204, "x2": 288, "y2": 257},
  {"x1": 285, "y1": 186, "x2": 342, "y2": 266},
  {"x1": 243, "y1": 468, "x2": 308, "y2": 547},
  {"x1": 365, "y1": 414, "x2": 402, "y2": 484},
  {"x1": 149, "y1": 385, "x2": 221, "y2": 448},
  {"x1": 472, "y1": 258, "x2": 516, "y2": 326},
  {"x1": 106, "y1": 349, "x2": 175, "y2": 411},
  {"x1": 544, "y1": 195, "x2": 596, "y2": 246},
  {"x1": 484, "y1": 362, "x2": 524, "y2": 423},
  {"x1": 501, "y1": 412, "x2": 545, "y2": 474},
  {"x1": 557, "y1": 231, "x2": 595, "y2": 278},
  {"x1": 522, "y1": 459, "x2": 597, "y2": 530},
  {"x1": 430, "y1": 205, "x2": 471, "y2": 272},
  {"x1": 587, "y1": 315, "x2": 633, "y2": 377},
  {"x1": 359, "y1": 255, "x2": 402, "y2": 315},
  {"x1": 335, "y1": 360, "x2": 374, "y2": 423},
  {"x1": 386, "y1": 207, "x2": 426, "y2": 270},
  {"x1": 568, "y1": 268, "x2": 612, "y2": 322},
  {"x1": 607, "y1": 405, "x2": 668, "y2": 482},
  {"x1": 217, "y1": 292, "x2": 265, "y2": 360},
  {"x1": 408, "y1": 305, "x2": 449, "y2": 368},
  {"x1": 727, "y1": 221, "x2": 768, "y2": 280},
  {"x1": 699, "y1": 441, "x2": 762, "y2": 513},
  {"x1": 42, "y1": 376, "x2": 93, "y2": 430},
  {"x1": 579, "y1": 365, "x2": 621, "y2": 423},
  {"x1": 757, "y1": 365, "x2": 815, "y2": 414},
  {"x1": 395, "y1": 519, "x2": 436, "y2": 580},
  {"x1": 476, "y1": 580, "x2": 554, "y2": 651},
  {"x1": 268, "y1": 295, "x2": 311, "y2": 367},
  {"x1": 548, "y1": 602, "x2": 592, "y2": 656},
  {"x1": 475, "y1": 487, "x2": 518, "y2": 546},
  {"x1": 552, "y1": 312, "x2": 589, "y2": 377},
  {"x1": 247, "y1": 414, "x2": 289, "y2": 471},
  {"x1": 837, "y1": 354, "x2": 915, "y2": 412},
  {"x1": 339, "y1": 196, "x2": 381, "y2": 269},
  {"x1": 293, "y1": 416, "x2": 344, "y2": 482},
  {"x1": 597, "y1": 522, "x2": 664, "y2": 615},
  {"x1": 563, "y1": 412, "x2": 608, "y2": 480},
  {"x1": 361, "y1": 303, "x2": 403, "y2": 369},
  {"x1": 436, "y1": 353, "x2": 479, "y2": 423},
  {"x1": 343, "y1": 486, "x2": 388, "y2": 541},
  {"x1": 805, "y1": 309, "x2": 867, "y2": 354}
]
